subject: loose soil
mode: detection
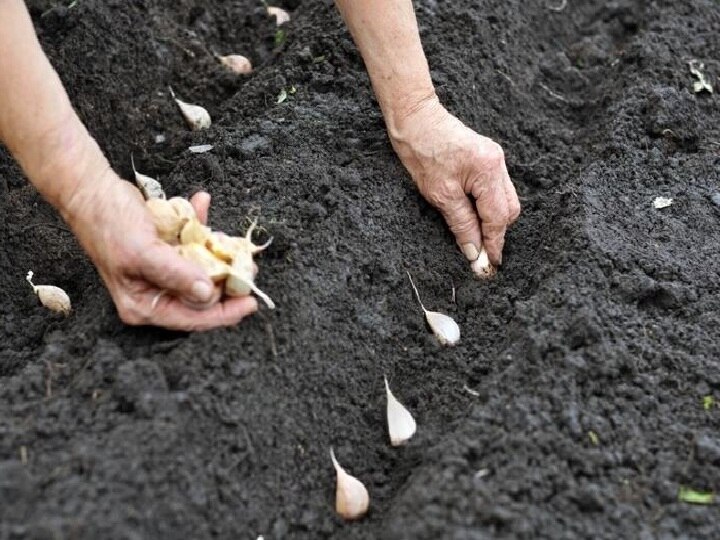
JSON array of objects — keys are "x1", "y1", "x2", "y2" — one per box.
[{"x1": 1, "y1": 1, "x2": 719, "y2": 538}]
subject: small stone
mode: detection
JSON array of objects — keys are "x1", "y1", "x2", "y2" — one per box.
[{"x1": 710, "y1": 193, "x2": 720, "y2": 207}]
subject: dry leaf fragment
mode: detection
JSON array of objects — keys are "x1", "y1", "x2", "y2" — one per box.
[
  {"x1": 188, "y1": 144, "x2": 214, "y2": 154},
  {"x1": 26, "y1": 271, "x2": 71, "y2": 315},
  {"x1": 653, "y1": 196, "x2": 673, "y2": 209},
  {"x1": 267, "y1": 6, "x2": 290, "y2": 26},
  {"x1": 330, "y1": 448, "x2": 369, "y2": 521},
  {"x1": 689, "y1": 61, "x2": 713, "y2": 94},
  {"x1": 384, "y1": 377, "x2": 417, "y2": 446},
  {"x1": 131, "y1": 154, "x2": 165, "y2": 200},
  {"x1": 406, "y1": 271, "x2": 460, "y2": 346},
  {"x1": 168, "y1": 86, "x2": 211, "y2": 130}
]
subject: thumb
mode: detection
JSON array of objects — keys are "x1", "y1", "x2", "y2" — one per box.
[
  {"x1": 434, "y1": 187, "x2": 484, "y2": 264},
  {"x1": 139, "y1": 242, "x2": 215, "y2": 304}
]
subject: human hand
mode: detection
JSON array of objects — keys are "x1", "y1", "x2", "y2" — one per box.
[
  {"x1": 63, "y1": 170, "x2": 258, "y2": 331},
  {"x1": 389, "y1": 97, "x2": 520, "y2": 275}
]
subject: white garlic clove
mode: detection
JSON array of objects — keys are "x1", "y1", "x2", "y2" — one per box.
[
  {"x1": 168, "y1": 86, "x2": 211, "y2": 131},
  {"x1": 168, "y1": 197, "x2": 197, "y2": 222},
  {"x1": 384, "y1": 377, "x2": 417, "y2": 446},
  {"x1": 225, "y1": 270, "x2": 275, "y2": 310},
  {"x1": 26, "y1": 271, "x2": 71, "y2": 315},
  {"x1": 218, "y1": 54, "x2": 253, "y2": 74},
  {"x1": 470, "y1": 247, "x2": 496, "y2": 279},
  {"x1": 406, "y1": 271, "x2": 460, "y2": 346},
  {"x1": 267, "y1": 6, "x2": 290, "y2": 26},
  {"x1": 131, "y1": 154, "x2": 165, "y2": 200},
  {"x1": 330, "y1": 448, "x2": 369, "y2": 521},
  {"x1": 425, "y1": 311, "x2": 460, "y2": 346}
]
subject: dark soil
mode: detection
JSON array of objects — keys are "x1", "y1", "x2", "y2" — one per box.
[{"x1": 2, "y1": 0, "x2": 720, "y2": 538}]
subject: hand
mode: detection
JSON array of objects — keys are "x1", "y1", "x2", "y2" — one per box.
[
  {"x1": 64, "y1": 170, "x2": 258, "y2": 331},
  {"x1": 389, "y1": 97, "x2": 521, "y2": 273}
]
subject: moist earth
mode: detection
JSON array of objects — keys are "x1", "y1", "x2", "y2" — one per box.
[{"x1": 1, "y1": 1, "x2": 719, "y2": 538}]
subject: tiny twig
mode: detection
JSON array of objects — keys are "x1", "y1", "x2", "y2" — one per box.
[
  {"x1": 539, "y1": 82, "x2": 569, "y2": 103},
  {"x1": 463, "y1": 384, "x2": 480, "y2": 397},
  {"x1": 265, "y1": 321, "x2": 278, "y2": 359},
  {"x1": 496, "y1": 69, "x2": 516, "y2": 87},
  {"x1": 451, "y1": 282, "x2": 456, "y2": 304},
  {"x1": 546, "y1": 0, "x2": 567, "y2": 12}
]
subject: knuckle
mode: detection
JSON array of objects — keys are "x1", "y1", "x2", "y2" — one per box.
[
  {"x1": 116, "y1": 297, "x2": 147, "y2": 326},
  {"x1": 476, "y1": 142, "x2": 505, "y2": 168},
  {"x1": 425, "y1": 178, "x2": 462, "y2": 209}
]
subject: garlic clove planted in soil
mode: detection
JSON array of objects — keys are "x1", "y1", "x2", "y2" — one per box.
[
  {"x1": 168, "y1": 86, "x2": 211, "y2": 131},
  {"x1": 217, "y1": 54, "x2": 253, "y2": 74},
  {"x1": 384, "y1": 377, "x2": 417, "y2": 446},
  {"x1": 470, "y1": 247, "x2": 496, "y2": 279},
  {"x1": 26, "y1": 271, "x2": 71, "y2": 315},
  {"x1": 267, "y1": 6, "x2": 290, "y2": 26},
  {"x1": 406, "y1": 271, "x2": 460, "y2": 346},
  {"x1": 425, "y1": 311, "x2": 460, "y2": 346},
  {"x1": 330, "y1": 448, "x2": 369, "y2": 521},
  {"x1": 131, "y1": 154, "x2": 165, "y2": 200}
]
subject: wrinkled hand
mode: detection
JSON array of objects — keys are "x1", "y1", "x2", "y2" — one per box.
[
  {"x1": 64, "y1": 171, "x2": 257, "y2": 330},
  {"x1": 390, "y1": 98, "x2": 520, "y2": 273}
]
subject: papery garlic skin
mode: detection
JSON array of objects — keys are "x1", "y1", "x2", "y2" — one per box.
[
  {"x1": 385, "y1": 377, "x2": 417, "y2": 446},
  {"x1": 330, "y1": 449, "x2": 369, "y2": 521}
]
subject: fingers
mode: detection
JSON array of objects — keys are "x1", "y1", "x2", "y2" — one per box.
[
  {"x1": 190, "y1": 191, "x2": 211, "y2": 225},
  {"x1": 151, "y1": 294, "x2": 258, "y2": 331},
  {"x1": 471, "y1": 153, "x2": 520, "y2": 266},
  {"x1": 139, "y1": 242, "x2": 215, "y2": 304},
  {"x1": 429, "y1": 181, "x2": 484, "y2": 261}
]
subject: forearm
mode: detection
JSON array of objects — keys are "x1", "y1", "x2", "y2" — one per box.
[
  {"x1": 334, "y1": 0, "x2": 438, "y2": 138},
  {"x1": 0, "y1": 0, "x2": 111, "y2": 222}
]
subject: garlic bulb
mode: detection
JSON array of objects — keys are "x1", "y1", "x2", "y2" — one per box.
[
  {"x1": 267, "y1": 6, "x2": 290, "y2": 26},
  {"x1": 26, "y1": 271, "x2": 71, "y2": 315},
  {"x1": 168, "y1": 86, "x2": 211, "y2": 131},
  {"x1": 406, "y1": 271, "x2": 460, "y2": 346},
  {"x1": 330, "y1": 448, "x2": 369, "y2": 520},
  {"x1": 131, "y1": 154, "x2": 165, "y2": 200},
  {"x1": 385, "y1": 377, "x2": 416, "y2": 446},
  {"x1": 218, "y1": 54, "x2": 252, "y2": 74}
]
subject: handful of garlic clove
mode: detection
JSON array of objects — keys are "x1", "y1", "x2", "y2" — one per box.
[{"x1": 145, "y1": 197, "x2": 274, "y2": 309}]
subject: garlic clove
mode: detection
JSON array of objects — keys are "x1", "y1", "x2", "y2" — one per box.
[
  {"x1": 168, "y1": 197, "x2": 197, "y2": 222},
  {"x1": 470, "y1": 247, "x2": 496, "y2": 279},
  {"x1": 267, "y1": 6, "x2": 290, "y2": 26},
  {"x1": 425, "y1": 311, "x2": 460, "y2": 346},
  {"x1": 176, "y1": 244, "x2": 231, "y2": 282},
  {"x1": 146, "y1": 199, "x2": 184, "y2": 244},
  {"x1": 384, "y1": 377, "x2": 417, "y2": 446},
  {"x1": 26, "y1": 271, "x2": 71, "y2": 315},
  {"x1": 179, "y1": 219, "x2": 212, "y2": 246},
  {"x1": 330, "y1": 448, "x2": 369, "y2": 521},
  {"x1": 225, "y1": 265, "x2": 275, "y2": 310},
  {"x1": 168, "y1": 86, "x2": 211, "y2": 131},
  {"x1": 406, "y1": 271, "x2": 460, "y2": 346},
  {"x1": 218, "y1": 54, "x2": 253, "y2": 74},
  {"x1": 131, "y1": 155, "x2": 165, "y2": 200}
]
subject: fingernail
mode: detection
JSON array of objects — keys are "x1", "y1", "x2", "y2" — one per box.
[
  {"x1": 191, "y1": 280, "x2": 213, "y2": 302},
  {"x1": 460, "y1": 243, "x2": 480, "y2": 261}
]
